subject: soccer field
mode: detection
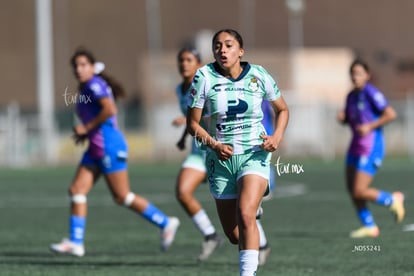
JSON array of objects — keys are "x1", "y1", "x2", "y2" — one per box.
[{"x1": 0, "y1": 158, "x2": 413, "y2": 276}]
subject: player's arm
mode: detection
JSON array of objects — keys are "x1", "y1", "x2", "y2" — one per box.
[
  {"x1": 74, "y1": 97, "x2": 116, "y2": 137},
  {"x1": 187, "y1": 107, "x2": 232, "y2": 160},
  {"x1": 357, "y1": 106, "x2": 397, "y2": 136},
  {"x1": 260, "y1": 96, "x2": 289, "y2": 152},
  {"x1": 172, "y1": 116, "x2": 186, "y2": 127}
]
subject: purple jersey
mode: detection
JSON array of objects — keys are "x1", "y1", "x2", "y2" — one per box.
[
  {"x1": 345, "y1": 82, "x2": 388, "y2": 155},
  {"x1": 76, "y1": 76, "x2": 120, "y2": 158}
]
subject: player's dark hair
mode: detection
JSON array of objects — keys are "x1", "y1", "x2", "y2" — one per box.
[
  {"x1": 212, "y1": 29, "x2": 244, "y2": 50},
  {"x1": 71, "y1": 48, "x2": 126, "y2": 100},
  {"x1": 350, "y1": 59, "x2": 370, "y2": 74},
  {"x1": 177, "y1": 46, "x2": 201, "y2": 63}
]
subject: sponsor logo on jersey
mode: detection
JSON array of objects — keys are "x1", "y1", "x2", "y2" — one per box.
[{"x1": 226, "y1": 98, "x2": 248, "y2": 120}]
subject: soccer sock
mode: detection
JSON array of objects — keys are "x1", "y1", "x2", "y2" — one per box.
[
  {"x1": 357, "y1": 208, "x2": 376, "y2": 227},
  {"x1": 239, "y1": 249, "x2": 259, "y2": 276},
  {"x1": 375, "y1": 191, "x2": 393, "y2": 206},
  {"x1": 256, "y1": 220, "x2": 268, "y2": 248},
  {"x1": 192, "y1": 209, "x2": 216, "y2": 238},
  {"x1": 69, "y1": 215, "x2": 86, "y2": 244},
  {"x1": 141, "y1": 203, "x2": 169, "y2": 229}
]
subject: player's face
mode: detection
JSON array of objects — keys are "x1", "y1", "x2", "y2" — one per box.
[
  {"x1": 178, "y1": 51, "x2": 200, "y2": 79},
  {"x1": 350, "y1": 64, "x2": 370, "y2": 89},
  {"x1": 73, "y1": 55, "x2": 95, "y2": 83},
  {"x1": 213, "y1": 32, "x2": 244, "y2": 70}
]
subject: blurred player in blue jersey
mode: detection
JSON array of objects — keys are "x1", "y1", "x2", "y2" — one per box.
[
  {"x1": 172, "y1": 46, "x2": 223, "y2": 261},
  {"x1": 261, "y1": 100, "x2": 276, "y2": 200},
  {"x1": 338, "y1": 59, "x2": 404, "y2": 238},
  {"x1": 187, "y1": 29, "x2": 289, "y2": 275},
  {"x1": 50, "y1": 48, "x2": 180, "y2": 257}
]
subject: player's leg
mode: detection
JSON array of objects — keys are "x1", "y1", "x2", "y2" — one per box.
[
  {"x1": 104, "y1": 169, "x2": 180, "y2": 251},
  {"x1": 346, "y1": 164, "x2": 379, "y2": 238},
  {"x1": 237, "y1": 174, "x2": 268, "y2": 276},
  {"x1": 50, "y1": 163, "x2": 99, "y2": 256},
  {"x1": 350, "y1": 153, "x2": 405, "y2": 224},
  {"x1": 215, "y1": 198, "x2": 239, "y2": 244},
  {"x1": 176, "y1": 167, "x2": 222, "y2": 260},
  {"x1": 257, "y1": 219, "x2": 270, "y2": 266}
]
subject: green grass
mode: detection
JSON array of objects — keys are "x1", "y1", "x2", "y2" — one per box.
[{"x1": 0, "y1": 158, "x2": 413, "y2": 275}]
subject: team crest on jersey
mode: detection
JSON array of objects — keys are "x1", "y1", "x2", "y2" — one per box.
[
  {"x1": 248, "y1": 77, "x2": 259, "y2": 92},
  {"x1": 190, "y1": 88, "x2": 197, "y2": 97}
]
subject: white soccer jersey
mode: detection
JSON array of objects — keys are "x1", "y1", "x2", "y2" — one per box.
[{"x1": 188, "y1": 62, "x2": 281, "y2": 154}]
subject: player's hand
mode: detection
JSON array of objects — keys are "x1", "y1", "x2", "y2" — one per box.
[
  {"x1": 72, "y1": 125, "x2": 88, "y2": 145},
  {"x1": 172, "y1": 116, "x2": 186, "y2": 127},
  {"x1": 212, "y1": 143, "x2": 233, "y2": 161},
  {"x1": 260, "y1": 134, "x2": 279, "y2": 152},
  {"x1": 176, "y1": 138, "x2": 186, "y2": 151},
  {"x1": 337, "y1": 111, "x2": 346, "y2": 124},
  {"x1": 356, "y1": 123, "x2": 372, "y2": 136}
]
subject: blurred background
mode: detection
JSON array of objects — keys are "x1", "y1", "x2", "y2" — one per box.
[{"x1": 1, "y1": 0, "x2": 414, "y2": 167}]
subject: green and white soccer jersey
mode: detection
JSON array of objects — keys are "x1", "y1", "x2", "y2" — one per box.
[{"x1": 189, "y1": 62, "x2": 281, "y2": 154}]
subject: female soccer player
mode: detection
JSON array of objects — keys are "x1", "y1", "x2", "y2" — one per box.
[
  {"x1": 50, "y1": 48, "x2": 180, "y2": 256},
  {"x1": 172, "y1": 47, "x2": 223, "y2": 261},
  {"x1": 187, "y1": 29, "x2": 289, "y2": 275},
  {"x1": 338, "y1": 59, "x2": 405, "y2": 238}
]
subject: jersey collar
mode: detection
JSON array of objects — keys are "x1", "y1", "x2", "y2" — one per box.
[{"x1": 213, "y1": 61, "x2": 251, "y2": 82}]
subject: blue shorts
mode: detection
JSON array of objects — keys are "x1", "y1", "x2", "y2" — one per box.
[
  {"x1": 346, "y1": 132, "x2": 384, "y2": 176},
  {"x1": 80, "y1": 147, "x2": 128, "y2": 174},
  {"x1": 80, "y1": 125, "x2": 128, "y2": 174},
  {"x1": 346, "y1": 149, "x2": 384, "y2": 176}
]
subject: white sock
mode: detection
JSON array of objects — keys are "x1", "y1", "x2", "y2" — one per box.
[
  {"x1": 192, "y1": 209, "x2": 216, "y2": 237},
  {"x1": 256, "y1": 220, "x2": 267, "y2": 248},
  {"x1": 239, "y1": 249, "x2": 259, "y2": 276}
]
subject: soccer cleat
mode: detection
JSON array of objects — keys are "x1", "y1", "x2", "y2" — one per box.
[
  {"x1": 160, "y1": 216, "x2": 180, "y2": 251},
  {"x1": 349, "y1": 226, "x2": 380, "y2": 238},
  {"x1": 390, "y1": 191, "x2": 405, "y2": 223},
  {"x1": 49, "y1": 238, "x2": 85, "y2": 257},
  {"x1": 198, "y1": 235, "x2": 224, "y2": 261},
  {"x1": 258, "y1": 245, "x2": 271, "y2": 266}
]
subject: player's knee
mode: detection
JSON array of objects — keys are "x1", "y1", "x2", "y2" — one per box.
[
  {"x1": 71, "y1": 194, "x2": 87, "y2": 204},
  {"x1": 237, "y1": 208, "x2": 257, "y2": 229},
  {"x1": 116, "y1": 192, "x2": 135, "y2": 207},
  {"x1": 175, "y1": 186, "x2": 192, "y2": 203},
  {"x1": 352, "y1": 188, "x2": 366, "y2": 199}
]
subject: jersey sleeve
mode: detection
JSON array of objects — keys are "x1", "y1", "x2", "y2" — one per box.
[
  {"x1": 188, "y1": 69, "x2": 206, "y2": 109},
  {"x1": 87, "y1": 78, "x2": 112, "y2": 100},
  {"x1": 366, "y1": 85, "x2": 388, "y2": 114},
  {"x1": 259, "y1": 66, "x2": 281, "y2": 101}
]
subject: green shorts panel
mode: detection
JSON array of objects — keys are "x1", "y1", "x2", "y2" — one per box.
[
  {"x1": 182, "y1": 151, "x2": 206, "y2": 172},
  {"x1": 206, "y1": 150, "x2": 271, "y2": 199}
]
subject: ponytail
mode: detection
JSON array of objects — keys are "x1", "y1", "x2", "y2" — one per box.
[{"x1": 98, "y1": 72, "x2": 126, "y2": 101}]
